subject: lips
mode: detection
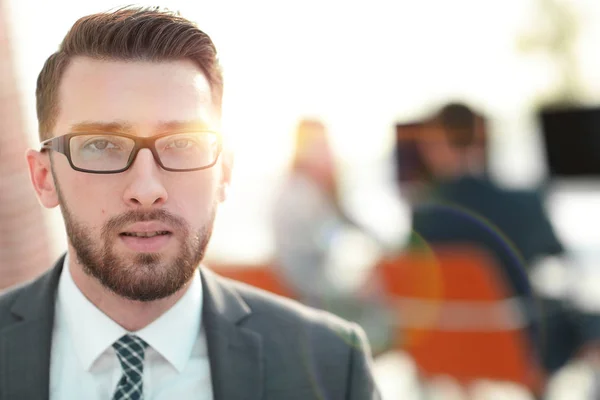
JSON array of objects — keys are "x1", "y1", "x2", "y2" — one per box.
[
  {"x1": 119, "y1": 221, "x2": 173, "y2": 237},
  {"x1": 120, "y1": 231, "x2": 170, "y2": 238},
  {"x1": 118, "y1": 221, "x2": 174, "y2": 252}
]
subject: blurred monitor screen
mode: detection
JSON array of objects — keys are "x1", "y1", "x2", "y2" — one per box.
[{"x1": 540, "y1": 106, "x2": 600, "y2": 178}]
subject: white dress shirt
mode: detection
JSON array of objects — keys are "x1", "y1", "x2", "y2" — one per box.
[{"x1": 50, "y1": 255, "x2": 213, "y2": 400}]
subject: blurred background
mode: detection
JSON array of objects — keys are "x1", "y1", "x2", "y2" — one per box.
[{"x1": 4, "y1": 0, "x2": 600, "y2": 398}]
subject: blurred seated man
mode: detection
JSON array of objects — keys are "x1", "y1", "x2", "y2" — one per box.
[{"x1": 407, "y1": 103, "x2": 579, "y2": 373}]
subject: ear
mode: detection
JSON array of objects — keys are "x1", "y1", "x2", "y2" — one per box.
[
  {"x1": 217, "y1": 148, "x2": 233, "y2": 203},
  {"x1": 26, "y1": 149, "x2": 60, "y2": 208}
]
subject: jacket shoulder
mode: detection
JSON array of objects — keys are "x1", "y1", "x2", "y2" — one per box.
[
  {"x1": 219, "y1": 277, "x2": 379, "y2": 398},
  {"x1": 221, "y1": 276, "x2": 368, "y2": 353},
  {"x1": 232, "y1": 277, "x2": 356, "y2": 326},
  {"x1": 0, "y1": 260, "x2": 63, "y2": 330},
  {"x1": 0, "y1": 282, "x2": 31, "y2": 327}
]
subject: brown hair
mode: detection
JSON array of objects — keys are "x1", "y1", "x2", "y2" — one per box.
[
  {"x1": 433, "y1": 102, "x2": 486, "y2": 149},
  {"x1": 36, "y1": 6, "x2": 223, "y2": 140}
]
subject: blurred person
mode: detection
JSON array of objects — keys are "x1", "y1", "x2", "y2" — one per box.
[
  {"x1": 0, "y1": 7, "x2": 379, "y2": 400},
  {"x1": 410, "y1": 103, "x2": 544, "y2": 301},
  {"x1": 407, "y1": 102, "x2": 600, "y2": 376},
  {"x1": 272, "y1": 119, "x2": 393, "y2": 355}
]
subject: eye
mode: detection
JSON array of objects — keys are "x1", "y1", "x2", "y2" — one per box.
[
  {"x1": 165, "y1": 136, "x2": 203, "y2": 150},
  {"x1": 172, "y1": 139, "x2": 191, "y2": 149},
  {"x1": 158, "y1": 132, "x2": 218, "y2": 154},
  {"x1": 83, "y1": 138, "x2": 121, "y2": 151},
  {"x1": 90, "y1": 140, "x2": 109, "y2": 150}
]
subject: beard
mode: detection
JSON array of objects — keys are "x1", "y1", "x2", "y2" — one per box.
[{"x1": 55, "y1": 178, "x2": 216, "y2": 302}]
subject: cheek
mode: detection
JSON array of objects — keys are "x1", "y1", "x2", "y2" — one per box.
[
  {"x1": 60, "y1": 172, "x2": 119, "y2": 223},
  {"x1": 167, "y1": 177, "x2": 219, "y2": 224},
  {"x1": 75, "y1": 178, "x2": 114, "y2": 200}
]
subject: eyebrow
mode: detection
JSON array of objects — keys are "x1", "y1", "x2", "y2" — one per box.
[
  {"x1": 68, "y1": 120, "x2": 213, "y2": 135},
  {"x1": 69, "y1": 121, "x2": 134, "y2": 134},
  {"x1": 155, "y1": 120, "x2": 212, "y2": 133}
]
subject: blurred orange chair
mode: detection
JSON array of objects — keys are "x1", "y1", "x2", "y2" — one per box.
[
  {"x1": 209, "y1": 263, "x2": 295, "y2": 299},
  {"x1": 374, "y1": 245, "x2": 545, "y2": 393}
]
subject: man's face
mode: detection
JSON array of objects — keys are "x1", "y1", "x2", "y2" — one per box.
[{"x1": 31, "y1": 57, "x2": 228, "y2": 301}]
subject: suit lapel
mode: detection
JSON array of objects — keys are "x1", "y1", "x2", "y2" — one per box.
[
  {"x1": 0, "y1": 257, "x2": 63, "y2": 400},
  {"x1": 201, "y1": 268, "x2": 264, "y2": 400}
]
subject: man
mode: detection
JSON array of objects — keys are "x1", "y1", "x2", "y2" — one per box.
[
  {"x1": 410, "y1": 103, "x2": 559, "y2": 302},
  {"x1": 0, "y1": 7, "x2": 378, "y2": 399},
  {"x1": 408, "y1": 102, "x2": 599, "y2": 374}
]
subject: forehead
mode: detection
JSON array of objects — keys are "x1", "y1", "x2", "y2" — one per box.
[{"x1": 55, "y1": 57, "x2": 217, "y2": 135}]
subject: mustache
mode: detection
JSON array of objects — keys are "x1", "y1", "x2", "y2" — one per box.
[{"x1": 102, "y1": 209, "x2": 188, "y2": 235}]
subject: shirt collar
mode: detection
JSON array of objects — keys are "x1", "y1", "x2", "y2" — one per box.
[
  {"x1": 57, "y1": 253, "x2": 203, "y2": 373},
  {"x1": 136, "y1": 267, "x2": 203, "y2": 372}
]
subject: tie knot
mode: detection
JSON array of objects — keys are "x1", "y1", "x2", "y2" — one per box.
[{"x1": 113, "y1": 334, "x2": 149, "y2": 378}]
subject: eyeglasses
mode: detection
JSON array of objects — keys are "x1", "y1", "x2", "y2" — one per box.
[{"x1": 40, "y1": 131, "x2": 222, "y2": 174}]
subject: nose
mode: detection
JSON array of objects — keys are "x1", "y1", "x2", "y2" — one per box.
[{"x1": 122, "y1": 149, "x2": 168, "y2": 208}]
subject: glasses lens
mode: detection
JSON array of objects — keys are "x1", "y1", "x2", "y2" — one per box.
[
  {"x1": 155, "y1": 132, "x2": 220, "y2": 170},
  {"x1": 70, "y1": 134, "x2": 135, "y2": 172}
]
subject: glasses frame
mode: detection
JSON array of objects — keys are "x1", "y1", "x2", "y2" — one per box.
[{"x1": 40, "y1": 131, "x2": 222, "y2": 174}]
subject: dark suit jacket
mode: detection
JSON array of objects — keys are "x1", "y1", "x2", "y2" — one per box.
[
  {"x1": 411, "y1": 176, "x2": 564, "y2": 299},
  {"x1": 0, "y1": 256, "x2": 379, "y2": 399}
]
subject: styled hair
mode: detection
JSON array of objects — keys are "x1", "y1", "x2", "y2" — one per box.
[{"x1": 36, "y1": 6, "x2": 223, "y2": 140}]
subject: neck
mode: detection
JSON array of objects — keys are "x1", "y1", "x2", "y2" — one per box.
[{"x1": 67, "y1": 250, "x2": 191, "y2": 332}]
